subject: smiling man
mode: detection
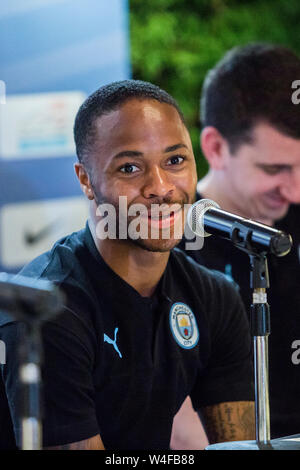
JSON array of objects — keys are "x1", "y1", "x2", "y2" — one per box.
[
  {"x1": 75, "y1": 94, "x2": 194, "y2": 259},
  {"x1": 0, "y1": 80, "x2": 255, "y2": 450},
  {"x1": 173, "y1": 43, "x2": 300, "y2": 449}
]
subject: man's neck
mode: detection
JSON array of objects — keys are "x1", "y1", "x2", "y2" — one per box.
[
  {"x1": 88, "y1": 219, "x2": 169, "y2": 298},
  {"x1": 197, "y1": 172, "x2": 274, "y2": 225},
  {"x1": 197, "y1": 172, "x2": 240, "y2": 216}
]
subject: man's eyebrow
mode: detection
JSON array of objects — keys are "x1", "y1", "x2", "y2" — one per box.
[
  {"x1": 256, "y1": 163, "x2": 291, "y2": 170},
  {"x1": 164, "y1": 143, "x2": 188, "y2": 153},
  {"x1": 113, "y1": 150, "x2": 144, "y2": 160},
  {"x1": 112, "y1": 144, "x2": 188, "y2": 160}
]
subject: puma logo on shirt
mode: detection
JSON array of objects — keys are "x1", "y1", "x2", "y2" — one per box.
[{"x1": 104, "y1": 327, "x2": 122, "y2": 358}]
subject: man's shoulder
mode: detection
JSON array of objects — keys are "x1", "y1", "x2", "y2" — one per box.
[
  {"x1": 0, "y1": 227, "x2": 101, "y2": 339},
  {"x1": 19, "y1": 227, "x2": 88, "y2": 284},
  {"x1": 0, "y1": 227, "x2": 96, "y2": 327}
]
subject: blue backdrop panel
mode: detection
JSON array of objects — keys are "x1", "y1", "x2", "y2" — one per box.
[
  {"x1": 0, "y1": 0, "x2": 130, "y2": 94},
  {"x1": 0, "y1": 0, "x2": 130, "y2": 272}
]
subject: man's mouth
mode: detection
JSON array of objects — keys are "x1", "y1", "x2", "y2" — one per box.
[
  {"x1": 144, "y1": 205, "x2": 183, "y2": 229},
  {"x1": 148, "y1": 210, "x2": 179, "y2": 220}
]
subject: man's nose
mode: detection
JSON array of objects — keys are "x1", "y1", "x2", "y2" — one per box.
[
  {"x1": 141, "y1": 166, "x2": 175, "y2": 199},
  {"x1": 280, "y1": 169, "x2": 300, "y2": 203}
]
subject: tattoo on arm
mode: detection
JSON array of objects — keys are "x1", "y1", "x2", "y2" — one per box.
[{"x1": 201, "y1": 401, "x2": 255, "y2": 444}]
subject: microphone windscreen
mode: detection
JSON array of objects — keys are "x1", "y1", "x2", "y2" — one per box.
[{"x1": 187, "y1": 199, "x2": 220, "y2": 237}]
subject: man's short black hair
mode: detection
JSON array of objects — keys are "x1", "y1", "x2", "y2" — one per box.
[
  {"x1": 200, "y1": 43, "x2": 300, "y2": 153},
  {"x1": 74, "y1": 79, "x2": 185, "y2": 166}
]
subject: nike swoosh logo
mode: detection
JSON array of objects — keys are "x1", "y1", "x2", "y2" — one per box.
[{"x1": 24, "y1": 219, "x2": 60, "y2": 245}]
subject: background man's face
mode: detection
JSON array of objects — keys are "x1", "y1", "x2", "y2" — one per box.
[
  {"x1": 223, "y1": 122, "x2": 300, "y2": 224},
  {"x1": 88, "y1": 98, "x2": 197, "y2": 251}
]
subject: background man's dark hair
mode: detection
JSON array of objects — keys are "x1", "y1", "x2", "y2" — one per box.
[
  {"x1": 200, "y1": 43, "x2": 300, "y2": 153},
  {"x1": 74, "y1": 79, "x2": 185, "y2": 168}
]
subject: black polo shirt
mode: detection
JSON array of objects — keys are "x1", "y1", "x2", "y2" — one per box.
[
  {"x1": 181, "y1": 195, "x2": 300, "y2": 439},
  {"x1": 0, "y1": 223, "x2": 254, "y2": 449}
]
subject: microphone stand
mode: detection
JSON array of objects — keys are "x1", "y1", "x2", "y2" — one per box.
[
  {"x1": 249, "y1": 254, "x2": 272, "y2": 448},
  {"x1": 18, "y1": 319, "x2": 43, "y2": 450},
  {"x1": 0, "y1": 274, "x2": 65, "y2": 450},
  {"x1": 205, "y1": 223, "x2": 300, "y2": 450}
]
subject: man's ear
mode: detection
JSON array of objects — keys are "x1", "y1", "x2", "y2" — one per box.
[
  {"x1": 74, "y1": 163, "x2": 94, "y2": 200},
  {"x1": 200, "y1": 126, "x2": 230, "y2": 170}
]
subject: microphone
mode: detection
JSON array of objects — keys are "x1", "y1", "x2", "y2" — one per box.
[{"x1": 186, "y1": 199, "x2": 292, "y2": 257}]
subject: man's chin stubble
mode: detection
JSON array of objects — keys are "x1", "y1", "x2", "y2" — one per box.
[{"x1": 128, "y1": 236, "x2": 182, "y2": 253}]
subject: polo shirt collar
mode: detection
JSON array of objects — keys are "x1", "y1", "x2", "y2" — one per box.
[{"x1": 83, "y1": 222, "x2": 173, "y2": 305}]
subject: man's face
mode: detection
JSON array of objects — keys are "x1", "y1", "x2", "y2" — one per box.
[
  {"x1": 86, "y1": 98, "x2": 197, "y2": 251},
  {"x1": 222, "y1": 122, "x2": 300, "y2": 224}
]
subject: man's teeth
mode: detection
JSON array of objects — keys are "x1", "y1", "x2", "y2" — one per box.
[{"x1": 149, "y1": 213, "x2": 176, "y2": 220}]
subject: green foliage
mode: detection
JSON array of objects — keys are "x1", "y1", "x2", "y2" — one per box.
[{"x1": 129, "y1": 0, "x2": 300, "y2": 177}]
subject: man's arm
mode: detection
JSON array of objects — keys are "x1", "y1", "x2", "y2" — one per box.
[
  {"x1": 170, "y1": 397, "x2": 209, "y2": 450},
  {"x1": 201, "y1": 401, "x2": 255, "y2": 443},
  {"x1": 46, "y1": 434, "x2": 105, "y2": 450}
]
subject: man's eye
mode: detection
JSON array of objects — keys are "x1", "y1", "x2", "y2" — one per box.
[
  {"x1": 261, "y1": 166, "x2": 285, "y2": 175},
  {"x1": 167, "y1": 155, "x2": 185, "y2": 165},
  {"x1": 119, "y1": 163, "x2": 139, "y2": 174}
]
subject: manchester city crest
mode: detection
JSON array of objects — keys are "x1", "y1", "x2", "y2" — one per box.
[{"x1": 169, "y1": 303, "x2": 199, "y2": 349}]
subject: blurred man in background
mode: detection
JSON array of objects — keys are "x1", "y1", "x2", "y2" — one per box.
[{"x1": 172, "y1": 43, "x2": 300, "y2": 449}]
